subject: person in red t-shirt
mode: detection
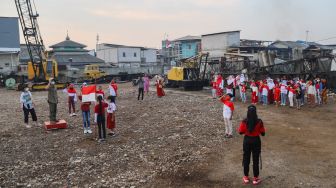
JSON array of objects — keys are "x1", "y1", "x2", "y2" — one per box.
[
  {"x1": 96, "y1": 85, "x2": 105, "y2": 99},
  {"x1": 274, "y1": 83, "x2": 281, "y2": 107},
  {"x1": 238, "y1": 105, "x2": 265, "y2": 185},
  {"x1": 78, "y1": 92, "x2": 92, "y2": 134},
  {"x1": 67, "y1": 84, "x2": 77, "y2": 116},
  {"x1": 94, "y1": 95, "x2": 108, "y2": 142}
]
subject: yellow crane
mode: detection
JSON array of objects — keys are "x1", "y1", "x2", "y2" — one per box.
[{"x1": 15, "y1": 0, "x2": 64, "y2": 90}]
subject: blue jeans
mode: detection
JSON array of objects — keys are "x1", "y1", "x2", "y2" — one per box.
[
  {"x1": 259, "y1": 92, "x2": 263, "y2": 103},
  {"x1": 301, "y1": 89, "x2": 305, "y2": 104},
  {"x1": 241, "y1": 93, "x2": 246, "y2": 103},
  {"x1": 262, "y1": 95, "x2": 268, "y2": 105},
  {"x1": 281, "y1": 93, "x2": 287, "y2": 105},
  {"x1": 82, "y1": 111, "x2": 90, "y2": 129}
]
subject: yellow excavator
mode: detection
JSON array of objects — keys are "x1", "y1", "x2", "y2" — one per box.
[
  {"x1": 167, "y1": 52, "x2": 209, "y2": 90},
  {"x1": 15, "y1": 0, "x2": 65, "y2": 91}
]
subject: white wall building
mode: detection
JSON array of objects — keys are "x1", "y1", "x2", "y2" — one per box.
[
  {"x1": 96, "y1": 43, "x2": 157, "y2": 67},
  {"x1": 201, "y1": 30, "x2": 241, "y2": 58}
]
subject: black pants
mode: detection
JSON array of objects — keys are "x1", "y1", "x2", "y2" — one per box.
[
  {"x1": 112, "y1": 96, "x2": 116, "y2": 104},
  {"x1": 97, "y1": 115, "x2": 106, "y2": 139},
  {"x1": 138, "y1": 88, "x2": 144, "y2": 100},
  {"x1": 243, "y1": 136, "x2": 261, "y2": 177},
  {"x1": 23, "y1": 106, "x2": 37, "y2": 124}
]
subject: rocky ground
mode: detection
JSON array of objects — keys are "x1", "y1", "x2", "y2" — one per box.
[{"x1": 0, "y1": 83, "x2": 336, "y2": 188}]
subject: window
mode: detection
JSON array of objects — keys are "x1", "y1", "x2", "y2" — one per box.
[
  {"x1": 123, "y1": 52, "x2": 126, "y2": 57},
  {"x1": 5, "y1": 63, "x2": 9, "y2": 66},
  {"x1": 134, "y1": 52, "x2": 137, "y2": 57}
]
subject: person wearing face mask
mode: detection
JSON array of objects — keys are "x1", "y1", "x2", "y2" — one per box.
[
  {"x1": 46, "y1": 78, "x2": 58, "y2": 124},
  {"x1": 20, "y1": 87, "x2": 38, "y2": 128}
]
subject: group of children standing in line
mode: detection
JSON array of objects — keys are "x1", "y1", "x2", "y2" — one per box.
[{"x1": 212, "y1": 74, "x2": 329, "y2": 110}]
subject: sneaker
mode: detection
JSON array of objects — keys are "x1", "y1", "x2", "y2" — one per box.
[
  {"x1": 252, "y1": 177, "x2": 261, "y2": 185},
  {"x1": 108, "y1": 132, "x2": 116, "y2": 136},
  {"x1": 87, "y1": 129, "x2": 92, "y2": 134},
  {"x1": 98, "y1": 139, "x2": 103, "y2": 143},
  {"x1": 224, "y1": 134, "x2": 229, "y2": 138},
  {"x1": 72, "y1": 113, "x2": 77, "y2": 116},
  {"x1": 69, "y1": 114, "x2": 73, "y2": 117},
  {"x1": 227, "y1": 135, "x2": 233, "y2": 138},
  {"x1": 33, "y1": 121, "x2": 41, "y2": 126},
  {"x1": 84, "y1": 129, "x2": 88, "y2": 134},
  {"x1": 243, "y1": 176, "x2": 250, "y2": 184},
  {"x1": 25, "y1": 124, "x2": 31, "y2": 128}
]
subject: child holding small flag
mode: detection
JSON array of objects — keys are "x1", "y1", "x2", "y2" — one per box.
[{"x1": 78, "y1": 90, "x2": 92, "y2": 134}]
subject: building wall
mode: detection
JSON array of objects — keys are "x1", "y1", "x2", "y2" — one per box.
[
  {"x1": 0, "y1": 53, "x2": 19, "y2": 74},
  {"x1": 97, "y1": 44, "x2": 157, "y2": 67},
  {"x1": 180, "y1": 40, "x2": 200, "y2": 59},
  {"x1": 202, "y1": 31, "x2": 240, "y2": 58},
  {"x1": 142, "y1": 49, "x2": 157, "y2": 63},
  {"x1": 117, "y1": 48, "x2": 141, "y2": 63},
  {"x1": 96, "y1": 46, "x2": 118, "y2": 64}
]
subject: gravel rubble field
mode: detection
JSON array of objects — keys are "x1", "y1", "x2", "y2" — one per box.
[{"x1": 1, "y1": 83, "x2": 336, "y2": 187}]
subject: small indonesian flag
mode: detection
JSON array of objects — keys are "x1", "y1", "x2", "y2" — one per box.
[{"x1": 82, "y1": 85, "x2": 96, "y2": 102}]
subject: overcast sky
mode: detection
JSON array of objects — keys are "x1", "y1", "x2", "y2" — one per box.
[{"x1": 1, "y1": 0, "x2": 336, "y2": 50}]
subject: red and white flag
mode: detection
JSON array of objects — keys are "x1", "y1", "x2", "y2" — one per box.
[
  {"x1": 82, "y1": 85, "x2": 96, "y2": 102},
  {"x1": 166, "y1": 39, "x2": 172, "y2": 48}
]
